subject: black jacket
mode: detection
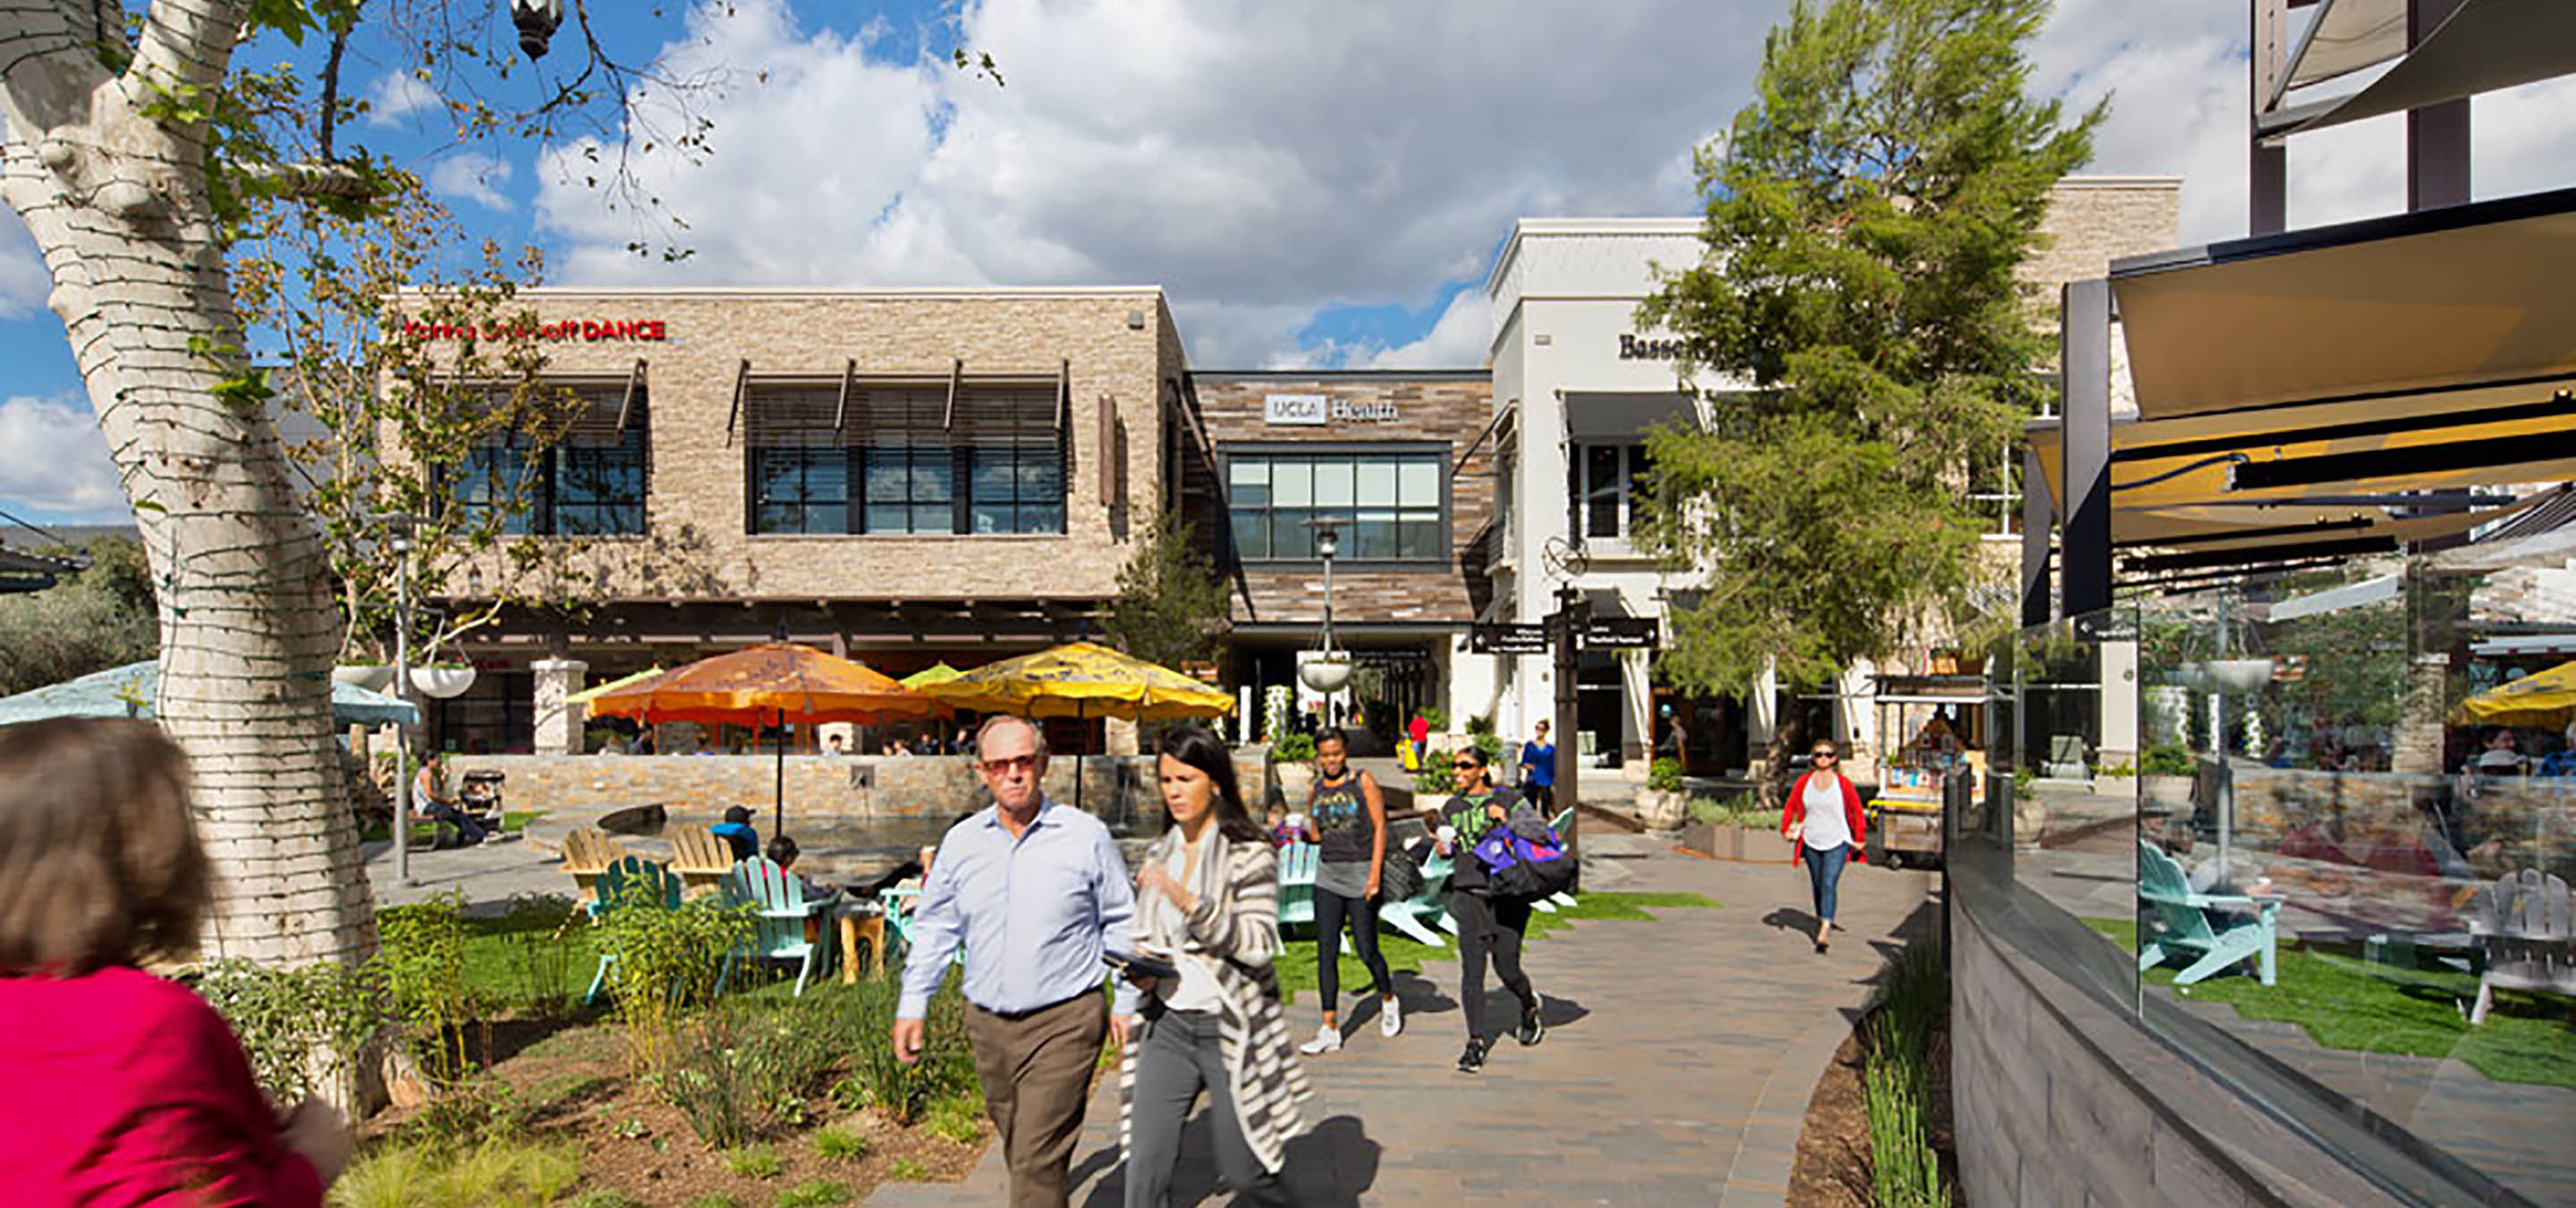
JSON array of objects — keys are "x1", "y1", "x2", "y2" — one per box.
[{"x1": 1439, "y1": 785, "x2": 1546, "y2": 895}]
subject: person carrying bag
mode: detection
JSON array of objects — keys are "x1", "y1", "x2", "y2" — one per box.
[{"x1": 1433, "y1": 748, "x2": 1551, "y2": 1074}]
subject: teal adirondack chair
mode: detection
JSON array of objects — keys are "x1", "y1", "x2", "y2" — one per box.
[
  {"x1": 583, "y1": 856, "x2": 686, "y2": 1006},
  {"x1": 1274, "y1": 841, "x2": 1320, "y2": 930},
  {"x1": 1530, "y1": 807, "x2": 1578, "y2": 913},
  {"x1": 2138, "y1": 840, "x2": 2278, "y2": 986},
  {"x1": 715, "y1": 856, "x2": 835, "y2": 998},
  {"x1": 1383, "y1": 852, "x2": 1453, "y2": 946},
  {"x1": 878, "y1": 883, "x2": 963, "y2": 970}
]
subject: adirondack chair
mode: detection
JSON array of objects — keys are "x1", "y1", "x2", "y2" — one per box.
[
  {"x1": 1274, "y1": 841, "x2": 1320, "y2": 930},
  {"x1": 669, "y1": 826, "x2": 738, "y2": 900},
  {"x1": 559, "y1": 827, "x2": 628, "y2": 908},
  {"x1": 583, "y1": 856, "x2": 685, "y2": 1005},
  {"x1": 2467, "y1": 867, "x2": 2576, "y2": 1025},
  {"x1": 715, "y1": 857, "x2": 836, "y2": 998},
  {"x1": 1530, "y1": 807, "x2": 1578, "y2": 912},
  {"x1": 2137, "y1": 840, "x2": 2278, "y2": 986},
  {"x1": 1382, "y1": 852, "x2": 1453, "y2": 946},
  {"x1": 877, "y1": 883, "x2": 963, "y2": 969}
]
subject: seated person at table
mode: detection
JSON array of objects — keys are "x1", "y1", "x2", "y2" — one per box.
[
  {"x1": 411, "y1": 753, "x2": 496, "y2": 846},
  {"x1": 764, "y1": 834, "x2": 839, "y2": 903},
  {"x1": 710, "y1": 806, "x2": 759, "y2": 862}
]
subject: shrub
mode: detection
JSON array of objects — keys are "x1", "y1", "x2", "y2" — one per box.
[
  {"x1": 1647, "y1": 757, "x2": 1684, "y2": 792},
  {"x1": 1420, "y1": 706, "x2": 1450, "y2": 731},
  {"x1": 1465, "y1": 713, "x2": 1496, "y2": 737},
  {"x1": 330, "y1": 1138, "x2": 581, "y2": 1208},
  {"x1": 1862, "y1": 945, "x2": 1953, "y2": 1208},
  {"x1": 723, "y1": 1145, "x2": 782, "y2": 1180},
  {"x1": 597, "y1": 898, "x2": 754, "y2": 1072},
  {"x1": 1413, "y1": 748, "x2": 1457, "y2": 796},
  {"x1": 497, "y1": 893, "x2": 581, "y2": 1019},
  {"x1": 1267, "y1": 731, "x2": 1315, "y2": 764},
  {"x1": 888, "y1": 1160, "x2": 933, "y2": 1181},
  {"x1": 926, "y1": 1091, "x2": 983, "y2": 1145},
  {"x1": 2140, "y1": 742, "x2": 2195, "y2": 778},
  {"x1": 378, "y1": 894, "x2": 477, "y2": 1086},
  {"x1": 774, "y1": 1180, "x2": 853, "y2": 1207},
  {"x1": 830, "y1": 975, "x2": 980, "y2": 1125},
  {"x1": 192, "y1": 957, "x2": 381, "y2": 1104},
  {"x1": 812, "y1": 1127, "x2": 869, "y2": 1161}
]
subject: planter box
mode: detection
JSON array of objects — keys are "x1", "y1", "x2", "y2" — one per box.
[
  {"x1": 1680, "y1": 821, "x2": 1759, "y2": 860},
  {"x1": 1637, "y1": 788, "x2": 1688, "y2": 833},
  {"x1": 333, "y1": 664, "x2": 395, "y2": 692}
]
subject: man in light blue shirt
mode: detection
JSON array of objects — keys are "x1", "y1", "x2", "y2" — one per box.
[{"x1": 893, "y1": 715, "x2": 1137, "y2": 1208}]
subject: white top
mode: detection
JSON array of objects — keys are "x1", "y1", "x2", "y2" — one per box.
[
  {"x1": 1801, "y1": 774, "x2": 1852, "y2": 851},
  {"x1": 1161, "y1": 832, "x2": 1224, "y2": 1014}
]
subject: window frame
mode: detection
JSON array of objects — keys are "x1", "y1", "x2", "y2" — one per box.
[
  {"x1": 451, "y1": 381, "x2": 650, "y2": 538},
  {"x1": 1216, "y1": 441, "x2": 1453, "y2": 568},
  {"x1": 1568, "y1": 439, "x2": 1650, "y2": 546},
  {"x1": 741, "y1": 376, "x2": 1068, "y2": 537}
]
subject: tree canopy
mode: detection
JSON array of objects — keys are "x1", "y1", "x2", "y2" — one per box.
[
  {"x1": 1634, "y1": 0, "x2": 2099, "y2": 692},
  {"x1": 1103, "y1": 508, "x2": 1230, "y2": 672}
]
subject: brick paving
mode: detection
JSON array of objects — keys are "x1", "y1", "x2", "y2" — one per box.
[{"x1": 869, "y1": 835, "x2": 1938, "y2": 1207}]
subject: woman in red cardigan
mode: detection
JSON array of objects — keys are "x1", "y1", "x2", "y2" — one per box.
[
  {"x1": 1781, "y1": 739, "x2": 1867, "y2": 953},
  {"x1": 0, "y1": 718, "x2": 352, "y2": 1208}
]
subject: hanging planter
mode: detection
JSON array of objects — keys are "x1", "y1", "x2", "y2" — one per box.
[
  {"x1": 333, "y1": 664, "x2": 395, "y2": 692},
  {"x1": 1298, "y1": 656, "x2": 1353, "y2": 694},
  {"x1": 411, "y1": 664, "x2": 478, "y2": 699}
]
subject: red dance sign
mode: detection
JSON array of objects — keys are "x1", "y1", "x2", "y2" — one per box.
[{"x1": 404, "y1": 318, "x2": 668, "y2": 342}]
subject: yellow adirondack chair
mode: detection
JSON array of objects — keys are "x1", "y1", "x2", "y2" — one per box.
[
  {"x1": 559, "y1": 827, "x2": 628, "y2": 908},
  {"x1": 670, "y1": 826, "x2": 740, "y2": 900}
]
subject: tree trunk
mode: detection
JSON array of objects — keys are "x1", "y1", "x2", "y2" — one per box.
[{"x1": 0, "y1": 2, "x2": 376, "y2": 968}]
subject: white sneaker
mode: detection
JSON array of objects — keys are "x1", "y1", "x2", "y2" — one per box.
[
  {"x1": 1298, "y1": 1024, "x2": 1343, "y2": 1054},
  {"x1": 1379, "y1": 996, "x2": 1403, "y2": 1038}
]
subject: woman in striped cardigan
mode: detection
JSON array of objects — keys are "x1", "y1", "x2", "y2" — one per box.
[{"x1": 1117, "y1": 725, "x2": 1314, "y2": 1207}]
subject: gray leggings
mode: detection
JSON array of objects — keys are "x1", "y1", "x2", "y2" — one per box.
[{"x1": 1124, "y1": 1009, "x2": 1286, "y2": 1208}]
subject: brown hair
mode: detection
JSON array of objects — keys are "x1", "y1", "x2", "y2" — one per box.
[{"x1": 0, "y1": 718, "x2": 209, "y2": 975}]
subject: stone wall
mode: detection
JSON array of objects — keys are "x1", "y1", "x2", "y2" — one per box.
[
  {"x1": 446, "y1": 751, "x2": 1165, "y2": 824},
  {"x1": 1953, "y1": 892, "x2": 2406, "y2": 1208}
]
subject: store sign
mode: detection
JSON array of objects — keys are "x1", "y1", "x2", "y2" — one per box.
[
  {"x1": 403, "y1": 317, "x2": 670, "y2": 343},
  {"x1": 1470, "y1": 623, "x2": 1551, "y2": 655},
  {"x1": 1581, "y1": 618, "x2": 1661, "y2": 649},
  {"x1": 1263, "y1": 393, "x2": 1401, "y2": 426},
  {"x1": 1618, "y1": 333, "x2": 1686, "y2": 361}
]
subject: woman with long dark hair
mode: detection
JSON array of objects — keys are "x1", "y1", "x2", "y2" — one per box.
[
  {"x1": 1782, "y1": 739, "x2": 1867, "y2": 953},
  {"x1": 1298, "y1": 728, "x2": 1400, "y2": 1053},
  {"x1": 1115, "y1": 725, "x2": 1312, "y2": 1207}
]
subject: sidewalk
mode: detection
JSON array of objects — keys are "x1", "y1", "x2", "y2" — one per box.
[{"x1": 869, "y1": 837, "x2": 1937, "y2": 1207}]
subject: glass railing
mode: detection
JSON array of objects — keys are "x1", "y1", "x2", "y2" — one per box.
[{"x1": 1975, "y1": 562, "x2": 2575, "y2": 1206}]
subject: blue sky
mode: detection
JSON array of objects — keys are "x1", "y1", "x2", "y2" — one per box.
[{"x1": 5, "y1": 0, "x2": 2576, "y2": 527}]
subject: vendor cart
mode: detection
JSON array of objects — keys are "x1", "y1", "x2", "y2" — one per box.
[{"x1": 1868, "y1": 676, "x2": 1989, "y2": 867}]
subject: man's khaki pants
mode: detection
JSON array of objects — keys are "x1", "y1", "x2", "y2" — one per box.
[{"x1": 962, "y1": 993, "x2": 1108, "y2": 1208}]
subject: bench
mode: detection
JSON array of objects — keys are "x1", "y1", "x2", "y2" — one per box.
[{"x1": 2468, "y1": 867, "x2": 2575, "y2": 1024}]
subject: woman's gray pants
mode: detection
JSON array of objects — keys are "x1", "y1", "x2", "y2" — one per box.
[{"x1": 1124, "y1": 1009, "x2": 1286, "y2": 1208}]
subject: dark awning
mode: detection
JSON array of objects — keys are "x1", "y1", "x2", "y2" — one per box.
[
  {"x1": 2264, "y1": 0, "x2": 2576, "y2": 140},
  {"x1": 1563, "y1": 391, "x2": 1697, "y2": 440}
]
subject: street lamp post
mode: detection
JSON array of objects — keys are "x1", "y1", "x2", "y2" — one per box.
[
  {"x1": 1298, "y1": 519, "x2": 1351, "y2": 722},
  {"x1": 386, "y1": 515, "x2": 419, "y2": 887}
]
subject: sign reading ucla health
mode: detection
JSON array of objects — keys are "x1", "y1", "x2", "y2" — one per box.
[
  {"x1": 1263, "y1": 393, "x2": 1400, "y2": 426},
  {"x1": 402, "y1": 317, "x2": 669, "y2": 342}
]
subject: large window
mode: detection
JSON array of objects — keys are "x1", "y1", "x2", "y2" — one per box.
[
  {"x1": 1571, "y1": 441, "x2": 1649, "y2": 543},
  {"x1": 746, "y1": 379, "x2": 1063, "y2": 536},
  {"x1": 453, "y1": 384, "x2": 648, "y2": 536},
  {"x1": 1225, "y1": 450, "x2": 1445, "y2": 562}
]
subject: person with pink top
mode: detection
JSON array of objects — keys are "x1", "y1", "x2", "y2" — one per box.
[{"x1": 0, "y1": 718, "x2": 352, "y2": 1208}]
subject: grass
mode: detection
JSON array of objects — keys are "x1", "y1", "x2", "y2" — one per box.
[
  {"x1": 887, "y1": 1160, "x2": 933, "y2": 1181},
  {"x1": 453, "y1": 899, "x2": 601, "y2": 1012},
  {"x1": 723, "y1": 1145, "x2": 783, "y2": 1180},
  {"x1": 1273, "y1": 890, "x2": 1718, "y2": 1002},
  {"x1": 360, "y1": 809, "x2": 543, "y2": 844},
  {"x1": 925, "y1": 1092, "x2": 983, "y2": 1145},
  {"x1": 772, "y1": 1179, "x2": 853, "y2": 1207},
  {"x1": 2083, "y1": 917, "x2": 2576, "y2": 1092},
  {"x1": 327, "y1": 1138, "x2": 580, "y2": 1208},
  {"x1": 564, "y1": 1193, "x2": 645, "y2": 1208},
  {"x1": 812, "y1": 1126, "x2": 869, "y2": 1161}
]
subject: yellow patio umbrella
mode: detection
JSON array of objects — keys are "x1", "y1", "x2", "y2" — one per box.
[
  {"x1": 566, "y1": 665, "x2": 666, "y2": 706},
  {"x1": 2457, "y1": 660, "x2": 2576, "y2": 728},
  {"x1": 898, "y1": 663, "x2": 963, "y2": 691},
  {"x1": 921, "y1": 642, "x2": 1233, "y2": 808}
]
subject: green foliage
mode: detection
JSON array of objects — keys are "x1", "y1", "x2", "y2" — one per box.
[
  {"x1": 723, "y1": 1145, "x2": 783, "y2": 1180},
  {"x1": 496, "y1": 893, "x2": 580, "y2": 1020},
  {"x1": 774, "y1": 1180, "x2": 854, "y2": 1207},
  {"x1": 829, "y1": 974, "x2": 982, "y2": 1126},
  {"x1": 926, "y1": 1092, "x2": 985, "y2": 1145},
  {"x1": 0, "y1": 536, "x2": 160, "y2": 697},
  {"x1": 658, "y1": 998, "x2": 845, "y2": 1148},
  {"x1": 1421, "y1": 706, "x2": 1451, "y2": 731},
  {"x1": 1689, "y1": 792, "x2": 1780, "y2": 830},
  {"x1": 193, "y1": 957, "x2": 382, "y2": 1104},
  {"x1": 1861, "y1": 944, "x2": 1952, "y2": 1208},
  {"x1": 1412, "y1": 748, "x2": 1457, "y2": 796},
  {"x1": 328, "y1": 1137, "x2": 581, "y2": 1208},
  {"x1": 1648, "y1": 757, "x2": 1685, "y2": 792},
  {"x1": 1268, "y1": 731, "x2": 1317, "y2": 765},
  {"x1": 2267, "y1": 596, "x2": 2408, "y2": 731},
  {"x1": 812, "y1": 1127, "x2": 869, "y2": 1161},
  {"x1": 2140, "y1": 743, "x2": 2194, "y2": 778},
  {"x1": 377, "y1": 894, "x2": 477, "y2": 1086},
  {"x1": 1103, "y1": 507, "x2": 1230, "y2": 671},
  {"x1": 1635, "y1": 0, "x2": 2101, "y2": 693},
  {"x1": 595, "y1": 898, "x2": 754, "y2": 1072},
  {"x1": 888, "y1": 1161, "x2": 934, "y2": 1182},
  {"x1": 564, "y1": 1192, "x2": 647, "y2": 1208}
]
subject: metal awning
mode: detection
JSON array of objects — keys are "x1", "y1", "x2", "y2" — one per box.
[
  {"x1": 1563, "y1": 391, "x2": 1696, "y2": 440},
  {"x1": 2264, "y1": 0, "x2": 2576, "y2": 139}
]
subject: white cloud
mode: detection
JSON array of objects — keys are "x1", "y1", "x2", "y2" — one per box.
[
  {"x1": 0, "y1": 393, "x2": 123, "y2": 519},
  {"x1": 1368, "y1": 290, "x2": 1492, "y2": 370},
  {"x1": 536, "y1": 0, "x2": 1771, "y2": 365},
  {"x1": 367, "y1": 72, "x2": 443, "y2": 127},
  {"x1": 0, "y1": 207, "x2": 51, "y2": 320},
  {"x1": 429, "y1": 153, "x2": 515, "y2": 211}
]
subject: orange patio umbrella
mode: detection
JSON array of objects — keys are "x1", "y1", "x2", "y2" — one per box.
[{"x1": 586, "y1": 643, "x2": 936, "y2": 836}]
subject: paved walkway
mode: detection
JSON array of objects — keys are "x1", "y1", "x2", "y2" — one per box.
[{"x1": 869, "y1": 837, "x2": 1937, "y2": 1207}]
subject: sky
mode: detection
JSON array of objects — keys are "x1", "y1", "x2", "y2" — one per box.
[{"x1": 4, "y1": 0, "x2": 2574, "y2": 527}]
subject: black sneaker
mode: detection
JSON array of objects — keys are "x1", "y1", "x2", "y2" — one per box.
[
  {"x1": 1515, "y1": 1000, "x2": 1546, "y2": 1047},
  {"x1": 1455, "y1": 1038, "x2": 1487, "y2": 1074}
]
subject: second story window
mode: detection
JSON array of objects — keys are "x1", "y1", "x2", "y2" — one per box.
[
  {"x1": 1225, "y1": 449, "x2": 1445, "y2": 562},
  {"x1": 1571, "y1": 441, "x2": 1649, "y2": 545},
  {"x1": 453, "y1": 383, "x2": 648, "y2": 536},
  {"x1": 747, "y1": 377, "x2": 1064, "y2": 536}
]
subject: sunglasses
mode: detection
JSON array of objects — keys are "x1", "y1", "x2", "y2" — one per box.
[
  {"x1": 1812, "y1": 752, "x2": 1837, "y2": 762},
  {"x1": 1456, "y1": 758, "x2": 1486, "y2": 770}
]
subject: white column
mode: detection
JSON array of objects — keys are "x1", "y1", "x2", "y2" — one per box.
[
  {"x1": 2098, "y1": 640, "x2": 2140, "y2": 764},
  {"x1": 530, "y1": 658, "x2": 589, "y2": 756},
  {"x1": 1836, "y1": 658, "x2": 1879, "y2": 783},
  {"x1": 1748, "y1": 657, "x2": 1780, "y2": 755}
]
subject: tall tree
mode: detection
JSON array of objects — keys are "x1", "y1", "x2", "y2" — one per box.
[
  {"x1": 1103, "y1": 507, "x2": 1230, "y2": 672},
  {"x1": 1635, "y1": 0, "x2": 2100, "y2": 693}
]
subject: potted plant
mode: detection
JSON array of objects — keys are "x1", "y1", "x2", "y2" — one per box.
[
  {"x1": 333, "y1": 663, "x2": 395, "y2": 692},
  {"x1": 1637, "y1": 757, "x2": 1688, "y2": 833},
  {"x1": 1267, "y1": 731, "x2": 1318, "y2": 808},
  {"x1": 1297, "y1": 655, "x2": 1352, "y2": 694},
  {"x1": 410, "y1": 661, "x2": 477, "y2": 700},
  {"x1": 1681, "y1": 792, "x2": 1779, "y2": 859},
  {"x1": 2139, "y1": 742, "x2": 2197, "y2": 814}
]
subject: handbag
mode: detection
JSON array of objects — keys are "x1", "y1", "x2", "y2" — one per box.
[{"x1": 1377, "y1": 840, "x2": 1425, "y2": 901}]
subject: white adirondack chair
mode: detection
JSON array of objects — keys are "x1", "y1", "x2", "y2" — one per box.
[{"x1": 2467, "y1": 868, "x2": 2575, "y2": 1025}]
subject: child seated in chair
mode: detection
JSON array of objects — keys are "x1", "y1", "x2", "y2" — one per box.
[
  {"x1": 763, "y1": 834, "x2": 839, "y2": 904},
  {"x1": 709, "y1": 806, "x2": 758, "y2": 862}
]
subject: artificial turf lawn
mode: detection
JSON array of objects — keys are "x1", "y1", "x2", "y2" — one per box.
[
  {"x1": 1273, "y1": 890, "x2": 1719, "y2": 1003},
  {"x1": 2081, "y1": 917, "x2": 2576, "y2": 1092}
]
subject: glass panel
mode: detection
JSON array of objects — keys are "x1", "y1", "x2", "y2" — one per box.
[
  {"x1": 1231, "y1": 511, "x2": 1268, "y2": 560},
  {"x1": 1021, "y1": 503, "x2": 1063, "y2": 535},
  {"x1": 970, "y1": 503, "x2": 1008, "y2": 535},
  {"x1": 973, "y1": 452, "x2": 1016, "y2": 498},
  {"x1": 1018, "y1": 451, "x2": 1061, "y2": 498},
  {"x1": 1313, "y1": 459, "x2": 1355, "y2": 507},
  {"x1": 1356, "y1": 458, "x2": 1398, "y2": 506},
  {"x1": 807, "y1": 503, "x2": 845, "y2": 535},
  {"x1": 1399, "y1": 515, "x2": 1441, "y2": 561},
  {"x1": 1587, "y1": 444, "x2": 1623, "y2": 496},
  {"x1": 1272, "y1": 460, "x2": 1312, "y2": 507},
  {"x1": 913, "y1": 455, "x2": 953, "y2": 503},
  {"x1": 1352, "y1": 511, "x2": 1397, "y2": 560},
  {"x1": 757, "y1": 503, "x2": 794, "y2": 534},
  {"x1": 1587, "y1": 494, "x2": 1620, "y2": 539},
  {"x1": 1272, "y1": 510, "x2": 1310, "y2": 559},
  {"x1": 863, "y1": 503, "x2": 909, "y2": 534},
  {"x1": 1399, "y1": 458, "x2": 1438, "y2": 508}
]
